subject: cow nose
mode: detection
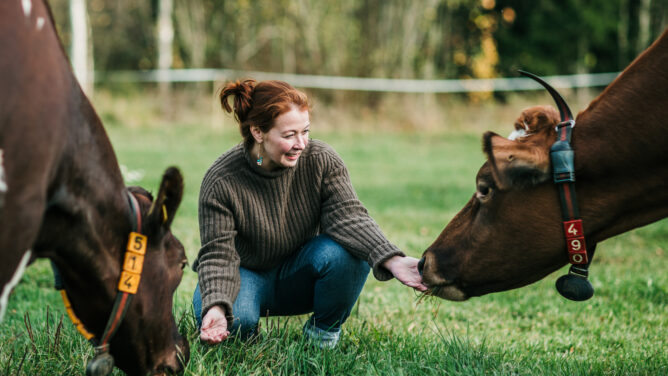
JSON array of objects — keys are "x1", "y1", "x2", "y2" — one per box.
[
  {"x1": 151, "y1": 366, "x2": 176, "y2": 376},
  {"x1": 417, "y1": 256, "x2": 425, "y2": 276},
  {"x1": 153, "y1": 339, "x2": 189, "y2": 375},
  {"x1": 151, "y1": 363, "x2": 178, "y2": 376}
]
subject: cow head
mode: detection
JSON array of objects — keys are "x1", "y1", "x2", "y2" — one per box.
[
  {"x1": 419, "y1": 105, "x2": 571, "y2": 300},
  {"x1": 61, "y1": 168, "x2": 190, "y2": 375}
]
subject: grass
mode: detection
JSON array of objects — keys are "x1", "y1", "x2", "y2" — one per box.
[{"x1": 1, "y1": 90, "x2": 666, "y2": 375}]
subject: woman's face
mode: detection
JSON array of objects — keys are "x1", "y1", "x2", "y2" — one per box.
[{"x1": 254, "y1": 106, "x2": 310, "y2": 170}]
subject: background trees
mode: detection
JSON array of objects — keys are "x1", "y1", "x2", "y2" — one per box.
[{"x1": 48, "y1": 0, "x2": 667, "y2": 88}]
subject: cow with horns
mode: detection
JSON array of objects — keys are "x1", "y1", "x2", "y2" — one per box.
[
  {"x1": 418, "y1": 28, "x2": 668, "y2": 302},
  {"x1": 0, "y1": 0, "x2": 189, "y2": 375}
]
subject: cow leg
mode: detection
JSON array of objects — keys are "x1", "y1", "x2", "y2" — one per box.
[
  {"x1": 0, "y1": 180, "x2": 48, "y2": 322},
  {"x1": 0, "y1": 195, "x2": 44, "y2": 320},
  {"x1": 0, "y1": 249, "x2": 32, "y2": 321}
]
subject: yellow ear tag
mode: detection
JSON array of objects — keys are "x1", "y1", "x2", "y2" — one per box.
[{"x1": 162, "y1": 205, "x2": 168, "y2": 223}]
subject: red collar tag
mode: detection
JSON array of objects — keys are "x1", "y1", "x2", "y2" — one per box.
[{"x1": 562, "y1": 219, "x2": 588, "y2": 264}]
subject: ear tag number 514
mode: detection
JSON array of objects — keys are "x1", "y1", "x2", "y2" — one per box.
[{"x1": 127, "y1": 232, "x2": 147, "y2": 254}]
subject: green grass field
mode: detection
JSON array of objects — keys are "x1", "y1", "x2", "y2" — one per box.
[{"x1": 1, "y1": 92, "x2": 666, "y2": 375}]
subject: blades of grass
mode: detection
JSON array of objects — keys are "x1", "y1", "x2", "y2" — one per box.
[
  {"x1": 52, "y1": 315, "x2": 63, "y2": 354},
  {"x1": 22, "y1": 312, "x2": 36, "y2": 353},
  {"x1": 14, "y1": 348, "x2": 27, "y2": 376}
]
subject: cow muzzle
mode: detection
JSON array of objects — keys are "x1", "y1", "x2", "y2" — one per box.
[
  {"x1": 151, "y1": 339, "x2": 189, "y2": 375},
  {"x1": 418, "y1": 254, "x2": 468, "y2": 301}
]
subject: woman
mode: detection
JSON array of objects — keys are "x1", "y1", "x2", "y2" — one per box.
[{"x1": 192, "y1": 79, "x2": 426, "y2": 348}]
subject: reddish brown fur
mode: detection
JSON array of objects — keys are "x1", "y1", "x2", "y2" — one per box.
[
  {"x1": 481, "y1": 106, "x2": 559, "y2": 190},
  {"x1": 513, "y1": 105, "x2": 560, "y2": 134},
  {"x1": 0, "y1": 1, "x2": 189, "y2": 374},
  {"x1": 420, "y1": 29, "x2": 668, "y2": 301}
]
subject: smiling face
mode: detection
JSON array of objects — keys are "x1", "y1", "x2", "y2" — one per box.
[{"x1": 251, "y1": 105, "x2": 310, "y2": 171}]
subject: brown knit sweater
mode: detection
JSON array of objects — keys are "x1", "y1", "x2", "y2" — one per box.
[{"x1": 193, "y1": 139, "x2": 404, "y2": 320}]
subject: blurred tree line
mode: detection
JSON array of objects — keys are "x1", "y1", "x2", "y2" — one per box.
[{"x1": 49, "y1": 0, "x2": 667, "y2": 80}]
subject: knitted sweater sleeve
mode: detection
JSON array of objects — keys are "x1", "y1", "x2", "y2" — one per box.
[
  {"x1": 196, "y1": 179, "x2": 240, "y2": 322},
  {"x1": 319, "y1": 150, "x2": 404, "y2": 281}
]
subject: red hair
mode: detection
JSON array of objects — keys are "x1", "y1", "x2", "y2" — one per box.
[{"x1": 219, "y1": 80, "x2": 310, "y2": 148}]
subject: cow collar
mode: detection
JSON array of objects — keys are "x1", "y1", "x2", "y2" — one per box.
[
  {"x1": 58, "y1": 190, "x2": 149, "y2": 376},
  {"x1": 519, "y1": 71, "x2": 595, "y2": 301}
]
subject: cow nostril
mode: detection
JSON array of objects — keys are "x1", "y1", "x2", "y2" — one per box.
[
  {"x1": 151, "y1": 365, "x2": 177, "y2": 376},
  {"x1": 417, "y1": 257, "x2": 425, "y2": 276}
]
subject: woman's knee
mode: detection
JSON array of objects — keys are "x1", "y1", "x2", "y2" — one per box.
[
  {"x1": 309, "y1": 235, "x2": 370, "y2": 276},
  {"x1": 229, "y1": 306, "x2": 259, "y2": 337},
  {"x1": 192, "y1": 284, "x2": 204, "y2": 328}
]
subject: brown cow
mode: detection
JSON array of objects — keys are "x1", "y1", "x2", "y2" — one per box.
[
  {"x1": 418, "y1": 28, "x2": 668, "y2": 302},
  {"x1": 0, "y1": 1, "x2": 189, "y2": 375}
]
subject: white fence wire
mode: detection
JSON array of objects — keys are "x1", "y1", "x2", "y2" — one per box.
[{"x1": 97, "y1": 69, "x2": 620, "y2": 93}]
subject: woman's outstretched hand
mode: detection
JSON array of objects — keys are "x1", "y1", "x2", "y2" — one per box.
[
  {"x1": 200, "y1": 305, "x2": 230, "y2": 344},
  {"x1": 383, "y1": 255, "x2": 428, "y2": 292}
]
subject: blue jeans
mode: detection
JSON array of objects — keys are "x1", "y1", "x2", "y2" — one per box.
[{"x1": 192, "y1": 235, "x2": 370, "y2": 337}]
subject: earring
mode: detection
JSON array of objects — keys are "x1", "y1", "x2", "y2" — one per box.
[{"x1": 256, "y1": 142, "x2": 264, "y2": 166}]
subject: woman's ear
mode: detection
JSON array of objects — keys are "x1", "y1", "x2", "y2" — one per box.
[{"x1": 250, "y1": 125, "x2": 263, "y2": 144}]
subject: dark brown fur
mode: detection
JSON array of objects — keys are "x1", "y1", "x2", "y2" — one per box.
[{"x1": 0, "y1": 1, "x2": 189, "y2": 374}]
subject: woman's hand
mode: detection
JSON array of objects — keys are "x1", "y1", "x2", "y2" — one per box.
[
  {"x1": 200, "y1": 305, "x2": 230, "y2": 344},
  {"x1": 383, "y1": 255, "x2": 428, "y2": 292}
]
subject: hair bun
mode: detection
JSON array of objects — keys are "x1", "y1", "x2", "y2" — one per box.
[{"x1": 219, "y1": 79, "x2": 256, "y2": 123}]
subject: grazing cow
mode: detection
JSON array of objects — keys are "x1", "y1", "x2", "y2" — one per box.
[
  {"x1": 418, "y1": 28, "x2": 668, "y2": 302},
  {"x1": 0, "y1": 1, "x2": 189, "y2": 375}
]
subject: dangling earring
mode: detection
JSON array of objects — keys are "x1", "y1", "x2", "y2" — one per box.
[{"x1": 256, "y1": 143, "x2": 264, "y2": 166}]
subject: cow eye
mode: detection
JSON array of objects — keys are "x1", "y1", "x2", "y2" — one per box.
[{"x1": 476, "y1": 181, "x2": 492, "y2": 201}]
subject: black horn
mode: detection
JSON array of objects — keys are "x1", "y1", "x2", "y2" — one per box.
[{"x1": 518, "y1": 70, "x2": 573, "y2": 122}]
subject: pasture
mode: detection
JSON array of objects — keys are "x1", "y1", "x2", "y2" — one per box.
[{"x1": 0, "y1": 91, "x2": 666, "y2": 375}]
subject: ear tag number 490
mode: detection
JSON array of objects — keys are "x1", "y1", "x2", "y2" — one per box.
[{"x1": 563, "y1": 220, "x2": 588, "y2": 265}]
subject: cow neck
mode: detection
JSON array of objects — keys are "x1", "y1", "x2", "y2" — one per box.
[
  {"x1": 520, "y1": 71, "x2": 595, "y2": 301},
  {"x1": 58, "y1": 190, "x2": 149, "y2": 374}
]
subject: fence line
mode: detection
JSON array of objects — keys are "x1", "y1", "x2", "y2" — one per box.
[{"x1": 97, "y1": 69, "x2": 620, "y2": 93}]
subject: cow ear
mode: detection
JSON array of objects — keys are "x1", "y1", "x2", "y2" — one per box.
[
  {"x1": 148, "y1": 167, "x2": 183, "y2": 231},
  {"x1": 482, "y1": 132, "x2": 551, "y2": 190}
]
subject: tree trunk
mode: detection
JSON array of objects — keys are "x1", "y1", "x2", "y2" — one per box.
[
  {"x1": 618, "y1": 0, "x2": 629, "y2": 68},
  {"x1": 637, "y1": 0, "x2": 651, "y2": 54},
  {"x1": 157, "y1": 0, "x2": 174, "y2": 106},
  {"x1": 70, "y1": 0, "x2": 93, "y2": 96}
]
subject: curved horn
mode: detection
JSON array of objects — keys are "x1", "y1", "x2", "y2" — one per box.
[{"x1": 518, "y1": 70, "x2": 573, "y2": 122}]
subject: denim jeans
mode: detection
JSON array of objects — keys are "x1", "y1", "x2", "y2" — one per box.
[{"x1": 192, "y1": 234, "x2": 370, "y2": 339}]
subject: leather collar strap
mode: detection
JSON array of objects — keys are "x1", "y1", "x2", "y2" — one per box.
[
  {"x1": 94, "y1": 191, "x2": 147, "y2": 349},
  {"x1": 519, "y1": 70, "x2": 590, "y2": 268},
  {"x1": 57, "y1": 190, "x2": 148, "y2": 375},
  {"x1": 519, "y1": 70, "x2": 594, "y2": 301},
  {"x1": 551, "y1": 120, "x2": 589, "y2": 267}
]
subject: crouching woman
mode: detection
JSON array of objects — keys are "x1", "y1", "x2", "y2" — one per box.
[{"x1": 192, "y1": 79, "x2": 425, "y2": 348}]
